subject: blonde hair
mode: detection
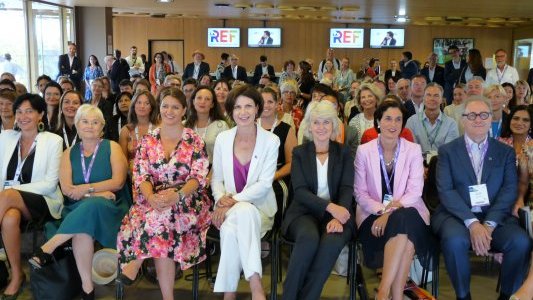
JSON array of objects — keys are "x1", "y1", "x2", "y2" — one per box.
[
  {"x1": 483, "y1": 84, "x2": 507, "y2": 98},
  {"x1": 74, "y1": 104, "x2": 106, "y2": 132},
  {"x1": 301, "y1": 101, "x2": 340, "y2": 142},
  {"x1": 356, "y1": 83, "x2": 384, "y2": 108}
]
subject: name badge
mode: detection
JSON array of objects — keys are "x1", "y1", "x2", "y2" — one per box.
[
  {"x1": 469, "y1": 184, "x2": 490, "y2": 207},
  {"x1": 4, "y1": 180, "x2": 20, "y2": 189},
  {"x1": 383, "y1": 194, "x2": 393, "y2": 207},
  {"x1": 425, "y1": 151, "x2": 438, "y2": 165}
]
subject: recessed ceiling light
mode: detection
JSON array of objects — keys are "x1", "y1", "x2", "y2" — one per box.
[{"x1": 156, "y1": 0, "x2": 173, "y2": 3}]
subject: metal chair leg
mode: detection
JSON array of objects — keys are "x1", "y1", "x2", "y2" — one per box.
[
  {"x1": 349, "y1": 242, "x2": 357, "y2": 300},
  {"x1": 270, "y1": 238, "x2": 278, "y2": 300},
  {"x1": 116, "y1": 259, "x2": 124, "y2": 300},
  {"x1": 192, "y1": 264, "x2": 199, "y2": 300}
]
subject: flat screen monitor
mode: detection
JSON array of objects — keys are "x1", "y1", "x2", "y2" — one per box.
[
  {"x1": 248, "y1": 28, "x2": 281, "y2": 47},
  {"x1": 329, "y1": 28, "x2": 364, "y2": 49},
  {"x1": 207, "y1": 28, "x2": 240, "y2": 48},
  {"x1": 370, "y1": 28, "x2": 405, "y2": 48}
]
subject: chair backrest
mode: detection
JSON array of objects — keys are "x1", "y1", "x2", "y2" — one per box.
[{"x1": 423, "y1": 155, "x2": 440, "y2": 214}]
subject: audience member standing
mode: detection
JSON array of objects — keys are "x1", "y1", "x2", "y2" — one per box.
[
  {"x1": 443, "y1": 45, "x2": 467, "y2": 104},
  {"x1": 183, "y1": 50, "x2": 210, "y2": 81},
  {"x1": 83, "y1": 55, "x2": 104, "y2": 101},
  {"x1": 108, "y1": 49, "x2": 130, "y2": 95},
  {"x1": 58, "y1": 43, "x2": 83, "y2": 90},
  {"x1": 486, "y1": 49, "x2": 520, "y2": 85},
  {"x1": 125, "y1": 46, "x2": 145, "y2": 78}
]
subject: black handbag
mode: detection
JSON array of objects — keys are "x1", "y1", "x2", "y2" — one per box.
[{"x1": 29, "y1": 246, "x2": 82, "y2": 300}]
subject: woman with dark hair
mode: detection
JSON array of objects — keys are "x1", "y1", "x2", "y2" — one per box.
[
  {"x1": 0, "y1": 89, "x2": 16, "y2": 133},
  {"x1": 459, "y1": 49, "x2": 486, "y2": 83},
  {"x1": 213, "y1": 79, "x2": 231, "y2": 117},
  {"x1": 149, "y1": 52, "x2": 171, "y2": 94},
  {"x1": 355, "y1": 99, "x2": 430, "y2": 300},
  {"x1": 298, "y1": 60, "x2": 316, "y2": 108},
  {"x1": 83, "y1": 55, "x2": 104, "y2": 100},
  {"x1": 108, "y1": 92, "x2": 132, "y2": 141},
  {"x1": 199, "y1": 74, "x2": 213, "y2": 87},
  {"x1": 119, "y1": 90, "x2": 159, "y2": 172},
  {"x1": 499, "y1": 105, "x2": 533, "y2": 216},
  {"x1": 55, "y1": 90, "x2": 83, "y2": 149},
  {"x1": 503, "y1": 82, "x2": 517, "y2": 114},
  {"x1": 43, "y1": 81, "x2": 63, "y2": 133},
  {"x1": 117, "y1": 88, "x2": 211, "y2": 300},
  {"x1": 279, "y1": 60, "x2": 298, "y2": 84},
  {"x1": 0, "y1": 94, "x2": 63, "y2": 299},
  {"x1": 211, "y1": 85, "x2": 279, "y2": 299},
  {"x1": 185, "y1": 86, "x2": 229, "y2": 165},
  {"x1": 98, "y1": 76, "x2": 114, "y2": 102},
  {"x1": 35, "y1": 75, "x2": 51, "y2": 96},
  {"x1": 366, "y1": 58, "x2": 378, "y2": 79}
]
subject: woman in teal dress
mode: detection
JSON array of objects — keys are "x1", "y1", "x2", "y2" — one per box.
[{"x1": 29, "y1": 104, "x2": 131, "y2": 300}]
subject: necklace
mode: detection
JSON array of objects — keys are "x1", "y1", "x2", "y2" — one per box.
[
  {"x1": 316, "y1": 150, "x2": 329, "y2": 155},
  {"x1": 385, "y1": 158, "x2": 395, "y2": 167}
]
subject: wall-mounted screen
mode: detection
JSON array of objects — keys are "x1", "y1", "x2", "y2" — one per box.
[
  {"x1": 208, "y1": 28, "x2": 240, "y2": 48},
  {"x1": 329, "y1": 28, "x2": 364, "y2": 48},
  {"x1": 248, "y1": 28, "x2": 281, "y2": 48},
  {"x1": 369, "y1": 28, "x2": 405, "y2": 48}
]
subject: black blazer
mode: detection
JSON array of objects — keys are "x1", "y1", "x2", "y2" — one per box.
[
  {"x1": 457, "y1": 65, "x2": 487, "y2": 84},
  {"x1": 182, "y1": 61, "x2": 210, "y2": 81},
  {"x1": 384, "y1": 69, "x2": 401, "y2": 84},
  {"x1": 57, "y1": 54, "x2": 83, "y2": 89},
  {"x1": 252, "y1": 64, "x2": 275, "y2": 85},
  {"x1": 222, "y1": 65, "x2": 248, "y2": 82},
  {"x1": 108, "y1": 59, "x2": 130, "y2": 94},
  {"x1": 421, "y1": 65, "x2": 445, "y2": 87},
  {"x1": 281, "y1": 141, "x2": 355, "y2": 235},
  {"x1": 403, "y1": 100, "x2": 417, "y2": 120}
]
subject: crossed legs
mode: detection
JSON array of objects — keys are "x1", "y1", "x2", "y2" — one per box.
[{"x1": 376, "y1": 234, "x2": 415, "y2": 300}]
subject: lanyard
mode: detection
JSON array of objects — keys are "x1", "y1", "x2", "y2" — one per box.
[
  {"x1": 497, "y1": 65, "x2": 507, "y2": 84},
  {"x1": 489, "y1": 119, "x2": 502, "y2": 138},
  {"x1": 377, "y1": 136, "x2": 401, "y2": 195},
  {"x1": 80, "y1": 139, "x2": 102, "y2": 184},
  {"x1": 419, "y1": 112, "x2": 443, "y2": 149},
  {"x1": 118, "y1": 117, "x2": 122, "y2": 134},
  {"x1": 15, "y1": 138, "x2": 37, "y2": 182},
  {"x1": 465, "y1": 138, "x2": 489, "y2": 184},
  {"x1": 63, "y1": 126, "x2": 77, "y2": 149},
  {"x1": 257, "y1": 116, "x2": 278, "y2": 132},
  {"x1": 194, "y1": 118, "x2": 211, "y2": 140},
  {"x1": 135, "y1": 123, "x2": 153, "y2": 141}
]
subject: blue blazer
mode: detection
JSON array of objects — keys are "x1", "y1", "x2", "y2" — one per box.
[{"x1": 432, "y1": 137, "x2": 517, "y2": 231}]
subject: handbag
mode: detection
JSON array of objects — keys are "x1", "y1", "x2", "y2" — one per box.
[{"x1": 29, "y1": 246, "x2": 82, "y2": 300}]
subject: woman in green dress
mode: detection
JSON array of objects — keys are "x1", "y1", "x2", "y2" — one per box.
[{"x1": 29, "y1": 104, "x2": 131, "y2": 300}]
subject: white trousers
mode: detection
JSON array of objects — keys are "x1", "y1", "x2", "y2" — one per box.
[{"x1": 213, "y1": 202, "x2": 270, "y2": 292}]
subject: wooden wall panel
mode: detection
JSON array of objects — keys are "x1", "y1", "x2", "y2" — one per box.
[{"x1": 113, "y1": 16, "x2": 514, "y2": 75}]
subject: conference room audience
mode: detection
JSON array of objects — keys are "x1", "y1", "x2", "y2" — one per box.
[
  {"x1": 182, "y1": 50, "x2": 210, "y2": 81},
  {"x1": 297, "y1": 60, "x2": 315, "y2": 106},
  {"x1": 108, "y1": 50, "x2": 130, "y2": 94},
  {"x1": 58, "y1": 77, "x2": 75, "y2": 93},
  {"x1": 282, "y1": 101, "x2": 354, "y2": 300},
  {"x1": 420, "y1": 52, "x2": 445, "y2": 87},
  {"x1": 279, "y1": 80, "x2": 302, "y2": 131},
  {"x1": 211, "y1": 85, "x2": 279, "y2": 299},
  {"x1": 432, "y1": 96, "x2": 531, "y2": 300},
  {"x1": 215, "y1": 52, "x2": 230, "y2": 80},
  {"x1": 163, "y1": 74, "x2": 182, "y2": 89},
  {"x1": 334, "y1": 57, "x2": 355, "y2": 103},
  {"x1": 36, "y1": 74, "x2": 51, "y2": 96},
  {"x1": 347, "y1": 83, "x2": 384, "y2": 153},
  {"x1": 89, "y1": 78, "x2": 114, "y2": 122},
  {"x1": 317, "y1": 48, "x2": 340, "y2": 81},
  {"x1": 444, "y1": 45, "x2": 467, "y2": 103},
  {"x1": 0, "y1": 94, "x2": 63, "y2": 299},
  {"x1": 58, "y1": 43, "x2": 83, "y2": 90},
  {"x1": 486, "y1": 49, "x2": 520, "y2": 85},
  {"x1": 222, "y1": 54, "x2": 248, "y2": 83},
  {"x1": 99, "y1": 76, "x2": 114, "y2": 102},
  {"x1": 133, "y1": 78, "x2": 150, "y2": 95},
  {"x1": 458, "y1": 49, "x2": 486, "y2": 84},
  {"x1": 0, "y1": 89, "x2": 16, "y2": 133},
  {"x1": 117, "y1": 87, "x2": 211, "y2": 300},
  {"x1": 213, "y1": 79, "x2": 231, "y2": 118},
  {"x1": 199, "y1": 74, "x2": 212, "y2": 87},
  {"x1": 279, "y1": 60, "x2": 299, "y2": 84},
  {"x1": 83, "y1": 55, "x2": 104, "y2": 100},
  {"x1": 252, "y1": 55, "x2": 275, "y2": 85},
  {"x1": 444, "y1": 83, "x2": 467, "y2": 119},
  {"x1": 55, "y1": 90, "x2": 83, "y2": 149},
  {"x1": 344, "y1": 80, "x2": 362, "y2": 120},
  {"x1": 119, "y1": 90, "x2": 159, "y2": 172},
  {"x1": 406, "y1": 83, "x2": 459, "y2": 153},
  {"x1": 354, "y1": 99, "x2": 430, "y2": 300},
  {"x1": 43, "y1": 81, "x2": 63, "y2": 132},
  {"x1": 386, "y1": 77, "x2": 398, "y2": 95},
  {"x1": 30, "y1": 104, "x2": 130, "y2": 300},
  {"x1": 484, "y1": 84, "x2": 509, "y2": 139},
  {"x1": 182, "y1": 78, "x2": 198, "y2": 105},
  {"x1": 498, "y1": 105, "x2": 533, "y2": 216},
  {"x1": 184, "y1": 86, "x2": 229, "y2": 165},
  {"x1": 399, "y1": 51, "x2": 419, "y2": 80},
  {"x1": 502, "y1": 82, "x2": 517, "y2": 114},
  {"x1": 149, "y1": 52, "x2": 171, "y2": 94}
]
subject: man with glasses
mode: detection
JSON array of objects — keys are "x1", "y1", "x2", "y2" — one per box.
[
  {"x1": 222, "y1": 54, "x2": 248, "y2": 83},
  {"x1": 486, "y1": 49, "x2": 520, "y2": 85},
  {"x1": 444, "y1": 45, "x2": 467, "y2": 105},
  {"x1": 432, "y1": 96, "x2": 531, "y2": 300}
]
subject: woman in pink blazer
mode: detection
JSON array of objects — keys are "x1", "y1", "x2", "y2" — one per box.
[{"x1": 354, "y1": 99, "x2": 430, "y2": 300}]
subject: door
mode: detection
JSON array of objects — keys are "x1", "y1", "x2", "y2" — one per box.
[{"x1": 149, "y1": 40, "x2": 184, "y2": 75}]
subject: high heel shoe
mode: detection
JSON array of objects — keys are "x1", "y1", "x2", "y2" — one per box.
[
  {"x1": 81, "y1": 289, "x2": 95, "y2": 300},
  {"x1": 28, "y1": 248, "x2": 54, "y2": 269},
  {"x1": 0, "y1": 275, "x2": 26, "y2": 300}
]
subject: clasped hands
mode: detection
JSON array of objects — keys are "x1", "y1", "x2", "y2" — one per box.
[
  {"x1": 64, "y1": 184, "x2": 115, "y2": 201},
  {"x1": 372, "y1": 200, "x2": 403, "y2": 237},
  {"x1": 212, "y1": 195, "x2": 237, "y2": 229},
  {"x1": 469, "y1": 221, "x2": 494, "y2": 256},
  {"x1": 326, "y1": 203, "x2": 351, "y2": 234},
  {"x1": 148, "y1": 188, "x2": 179, "y2": 212}
]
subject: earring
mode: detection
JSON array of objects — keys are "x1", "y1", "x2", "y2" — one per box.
[{"x1": 37, "y1": 121, "x2": 45, "y2": 132}]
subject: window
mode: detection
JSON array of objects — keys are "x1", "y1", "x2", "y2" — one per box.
[{"x1": 0, "y1": 0, "x2": 29, "y2": 88}]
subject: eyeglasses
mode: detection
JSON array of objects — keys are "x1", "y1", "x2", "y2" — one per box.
[{"x1": 462, "y1": 112, "x2": 491, "y2": 121}]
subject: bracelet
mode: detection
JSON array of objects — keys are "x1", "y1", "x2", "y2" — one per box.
[{"x1": 84, "y1": 193, "x2": 91, "y2": 198}]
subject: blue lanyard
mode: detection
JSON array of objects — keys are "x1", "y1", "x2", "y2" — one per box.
[{"x1": 377, "y1": 136, "x2": 401, "y2": 195}]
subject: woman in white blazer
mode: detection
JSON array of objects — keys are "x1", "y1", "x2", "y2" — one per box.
[
  {"x1": 211, "y1": 85, "x2": 279, "y2": 299},
  {"x1": 0, "y1": 93, "x2": 63, "y2": 299}
]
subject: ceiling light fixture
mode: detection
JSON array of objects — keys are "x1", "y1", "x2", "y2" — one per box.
[
  {"x1": 156, "y1": 0, "x2": 173, "y2": 3},
  {"x1": 395, "y1": 15, "x2": 408, "y2": 23}
]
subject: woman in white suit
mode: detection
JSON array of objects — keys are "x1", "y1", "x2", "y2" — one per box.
[
  {"x1": 0, "y1": 93, "x2": 63, "y2": 299},
  {"x1": 211, "y1": 85, "x2": 279, "y2": 300}
]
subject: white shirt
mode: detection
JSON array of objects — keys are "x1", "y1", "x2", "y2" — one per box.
[
  {"x1": 316, "y1": 157, "x2": 330, "y2": 201},
  {"x1": 68, "y1": 55, "x2": 74, "y2": 68},
  {"x1": 262, "y1": 65, "x2": 268, "y2": 75},
  {"x1": 193, "y1": 63, "x2": 200, "y2": 79},
  {"x1": 428, "y1": 67, "x2": 435, "y2": 82},
  {"x1": 232, "y1": 66, "x2": 238, "y2": 79},
  {"x1": 125, "y1": 55, "x2": 145, "y2": 76},
  {"x1": 486, "y1": 64, "x2": 520, "y2": 85}
]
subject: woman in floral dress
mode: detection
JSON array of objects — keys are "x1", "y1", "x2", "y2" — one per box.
[{"x1": 116, "y1": 87, "x2": 211, "y2": 300}]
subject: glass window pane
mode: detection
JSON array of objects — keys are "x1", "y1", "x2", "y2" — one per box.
[
  {"x1": 32, "y1": 1, "x2": 62, "y2": 80},
  {"x1": 0, "y1": 0, "x2": 30, "y2": 88}
]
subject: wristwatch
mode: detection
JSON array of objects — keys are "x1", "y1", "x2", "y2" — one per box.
[
  {"x1": 175, "y1": 189, "x2": 185, "y2": 201},
  {"x1": 88, "y1": 186, "x2": 95, "y2": 194}
]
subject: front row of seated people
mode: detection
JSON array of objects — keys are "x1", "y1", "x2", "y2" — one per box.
[{"x1": 1, "y1": 89, "x2": 533, "y2": 300}]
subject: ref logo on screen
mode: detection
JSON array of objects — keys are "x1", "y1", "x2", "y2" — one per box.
[
  {"x1": 208, "y1": 28, "x2": 240, "y2": 47},
  {"x1": 329, "y1": 28, "x2": 364, "y2": 48}
]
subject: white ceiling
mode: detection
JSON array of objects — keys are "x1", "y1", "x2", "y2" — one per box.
[{"x1": 23, "y1": 0, "x2": 533, "y2": 27}]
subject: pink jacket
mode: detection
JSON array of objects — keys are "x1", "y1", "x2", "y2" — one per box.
[{"x1": 353, "y1": 138, "x2": 429, "y2": 227}]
